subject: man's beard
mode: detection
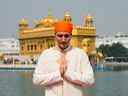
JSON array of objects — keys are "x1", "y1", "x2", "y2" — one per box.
[{"x1": 59, "y1": 43, "x2": 69, "y2": 50}]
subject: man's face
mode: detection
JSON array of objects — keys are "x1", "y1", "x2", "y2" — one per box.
[{"x1": 55, "y1": 32, "x2": 72, "y2": 50}]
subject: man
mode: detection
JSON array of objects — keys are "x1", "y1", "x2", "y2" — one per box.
[{"x1": 33, "y1": 21, "x2": 95, "y2": 96}]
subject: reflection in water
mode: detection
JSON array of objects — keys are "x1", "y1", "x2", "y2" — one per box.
[
  {"x1": 0, "y1": 71, "x2": 128, "y2": 96},
  {"x1": 0, "y1": 71, "x2": 44, "y2": 96}
]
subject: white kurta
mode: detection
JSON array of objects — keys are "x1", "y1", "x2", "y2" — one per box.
[{"x1": 33, "y1": 47, "x2": 95, "y2": 96}]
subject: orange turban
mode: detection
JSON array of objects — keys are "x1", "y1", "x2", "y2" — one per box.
[{"x1": 54, "y1": 21, "x2": 73, "y2": 33}]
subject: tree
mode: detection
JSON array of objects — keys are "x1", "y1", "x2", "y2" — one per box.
[{"x1": 97, "y1": 42, "x2": 128, "y2": 57}]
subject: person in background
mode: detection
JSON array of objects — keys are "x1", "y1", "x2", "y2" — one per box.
[{"x1": 33, "y1": 21, "x2": 95, "y2": 96}]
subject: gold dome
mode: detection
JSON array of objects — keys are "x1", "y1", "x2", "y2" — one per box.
[
  {"x1": 37, "y1": 10, "x2": 58, "y2": 27},
  {"x1": 41, "y1": 17, "x2": 54, "y2": 24},
  {"x1": 39, "y1": 17, "x2": 57, "y2": 27},
  {"x1": 19, "y1": 18, "x2": 28, "y2": 25},
  {"x1": 63, "y1": 11, "x2": 72, "y2": 22},
  {"x1": 64, "y1": 11, "x2": 71, "y2": 17},
  {"x1": 85, "y1": 14, "x2": 93, "y2": 21},
  {"x1": 38, "y1": 15, "x2": 57, "y2": 27}
]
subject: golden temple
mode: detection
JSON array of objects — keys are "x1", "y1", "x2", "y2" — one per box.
[{"x1": 18, "y1": 11, "x2": 96, "y2": 59}]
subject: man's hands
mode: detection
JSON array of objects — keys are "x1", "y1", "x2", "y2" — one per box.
[
  {"x1": 60, "y1": 62, "x2": 67, "y2": 77},
  {"x1": 59, "y1": 54, "x2": 67, "y2": 77}
]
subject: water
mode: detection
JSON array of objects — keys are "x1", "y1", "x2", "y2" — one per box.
[
  {"x1": 0, "y1": 70, "x2": 128, "y2": 96},
  {"x1": 0, "y1": 71, "x2": 44, "y2": 96}
]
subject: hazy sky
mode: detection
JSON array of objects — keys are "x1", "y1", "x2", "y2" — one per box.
[{"x1": 0, "y1": 0, "x2": 128, "y2": 38}]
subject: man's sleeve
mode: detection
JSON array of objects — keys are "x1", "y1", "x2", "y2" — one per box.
[
  {"x1": 64, "y1": 50, "x2": 95, "y2": 87},
  {"x1": 33, "y1": 52, "x2": 62, "y2": 86}
]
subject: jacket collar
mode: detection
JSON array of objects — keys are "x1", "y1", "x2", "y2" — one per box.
[{"x1": 54, "y1": 45, "x2": 72, "y2": 53}]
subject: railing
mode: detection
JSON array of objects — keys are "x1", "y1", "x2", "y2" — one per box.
[{"x1": 0, "y1": 64, "x2": 36, "y2": 71}]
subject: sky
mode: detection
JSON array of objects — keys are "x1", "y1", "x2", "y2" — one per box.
[{"x1": 0, "y1": 0, "x2": 128, "y2": 38}]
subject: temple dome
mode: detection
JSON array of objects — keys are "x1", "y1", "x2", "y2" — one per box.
[
  {"x1": 38, "y1": 12, "x2": 58, "y2": 27},
  {"x1": 85, "y1": 14, "x2": 93, "y2": 21},
  {"x1": 40, "y1": 16, "x2": 57, "y2": 26},
  {"x1": 19, "y1": 18, "x2": 28, "y2": 26}
]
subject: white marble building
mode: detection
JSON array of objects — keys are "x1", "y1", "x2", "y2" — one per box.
[
  {"x1": 0, "y1": 38, "x2": 19, "y2": 55},
  {"x1": 96, "y1": 32, "x2": 128, "y2": 48}
]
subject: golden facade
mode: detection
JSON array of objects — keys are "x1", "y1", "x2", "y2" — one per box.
[{"x1": 18, "y1": 12, "x2": 96, "y2": 58}]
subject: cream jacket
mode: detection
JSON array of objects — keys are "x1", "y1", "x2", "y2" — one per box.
[{"x1": 33, "y1": 47, "x2": 95, "y2": 96}]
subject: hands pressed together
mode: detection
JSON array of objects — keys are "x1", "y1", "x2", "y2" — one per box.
[{"x1": 59, "y1": 54, "x2": 67, "y2": 77}]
